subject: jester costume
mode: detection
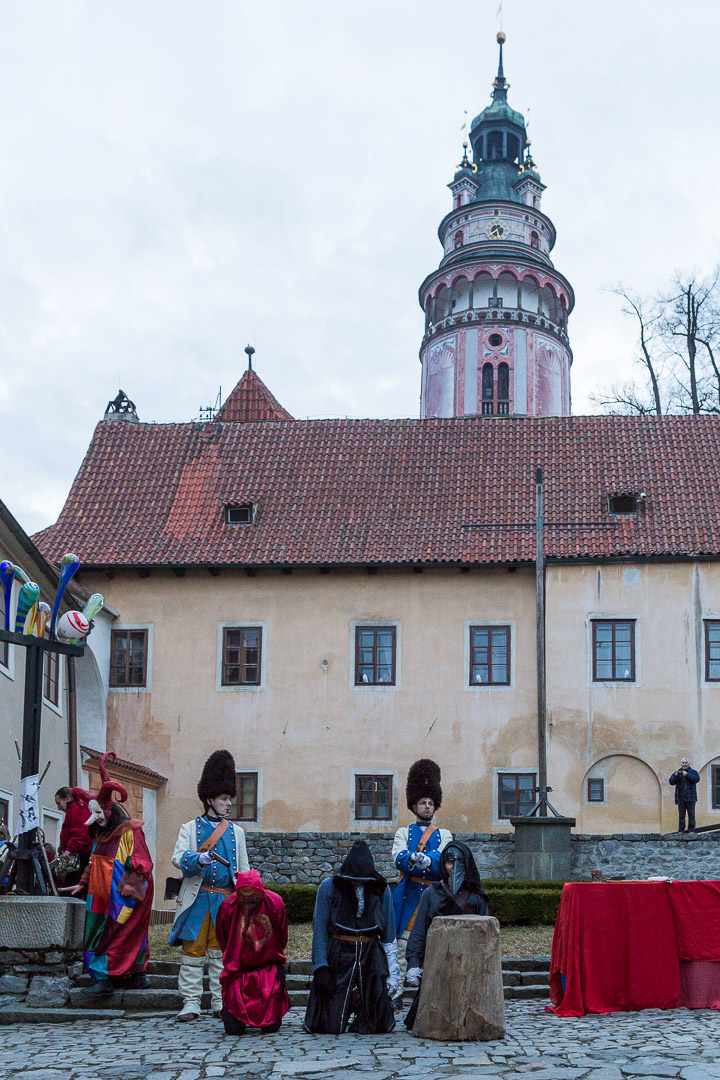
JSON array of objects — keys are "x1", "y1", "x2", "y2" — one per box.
[
  {"x1": 215, "y1": 869, "x2": 290, "y2": 1035},
  {"x1": 74, "y1": 752, "x2": 153, "y2": 993}
]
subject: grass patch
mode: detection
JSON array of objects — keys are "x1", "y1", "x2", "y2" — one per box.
[{"x1": 148, "y1": 921, "x2": 552, "y2": 964}]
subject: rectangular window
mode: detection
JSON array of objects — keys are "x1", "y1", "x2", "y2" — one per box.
[
  {"x1": 469, "y1": 625, "x2": 511, "y2": 685},
  {"x1": 592, "y1": 620, "x2": 635, "y2": 682},
  {"x1": 587, "y1": 778, "x2": 605, "y2": 803},
  {"x1": 498, "y1": 773, "x2": 536, "y2": 819},
  {"x1": 355, "y1": 775, "x2": 393, "y2": 820},
  {"x1": 110, "y1": 629, "x2": 148, "y2": 688},
  {"x1": 705, "y1": 621, "x2": 720, "y2": 682},
  {"x1": 355, "y1": 626, "x2": 396, "y2": 686},
  {"x1": 43, "y1": 650, "x2": 59, "y2": 706},
  {"x1": 225, "y1": 504, "x2": 253, "y2": 525},
  {"x1": 712, "y1": 766, "x2": 720, "y2": 810},
  {"x1": 0, "y1": 796, "x2": 9, "y2": 830},
  {"x1": 230, "y1": 772, "x2": 258, "y2": 822},
  {"x1": 222, "y1": 627, "x2": 262, "y2": 686},
  {"x1": 0, "y1": 639, "x2": 7, "y2": 669}
]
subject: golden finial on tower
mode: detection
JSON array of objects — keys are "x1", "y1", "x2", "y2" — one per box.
[{"x1": 497, "y1": 31, "x2": 506, "y2": 44}]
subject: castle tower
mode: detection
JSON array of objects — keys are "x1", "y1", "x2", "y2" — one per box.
[{"x1": 419, "y1": 34, "x2": 574, "y2": 419}]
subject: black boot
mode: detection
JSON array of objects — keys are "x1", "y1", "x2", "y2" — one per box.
[
  {"x1": 123, "y1": 973, "x2": 150, "y2": 989},
  {"x1": 261, "y1": 1021, "x2": 281, "y2": 1033},
  {"x1": 222, "y1": 1008, "x2": 246, "y2": 1036},
  {"x1": 82, "y1": 978, "x2": 115, "y2": 998}
]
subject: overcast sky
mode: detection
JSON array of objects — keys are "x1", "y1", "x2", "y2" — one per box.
[{"x1": 2, "y1": 0, "x2": 719, "y2": 535}]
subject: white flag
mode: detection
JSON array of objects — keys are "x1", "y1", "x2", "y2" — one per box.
[{"x1": 16, "y1": 774, "x2": 40, "y2": 835}]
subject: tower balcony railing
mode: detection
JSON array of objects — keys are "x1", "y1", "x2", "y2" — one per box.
[{"x1": 421, "y1": 305, "x2": 569, "y2": 348}]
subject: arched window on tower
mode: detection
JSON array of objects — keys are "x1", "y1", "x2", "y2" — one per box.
[
  {"x1": 497, "y1": 363, "x2": 510, "y2": 415},
  {"x1": 487, "y1": 131, "x2": 503, "y2": 160},
  {"x1": 506, "y1": 135, "x2": 520, "y2": 163},
  {"x1": 453, "y1": 194, "x2": 462, "y2": 210},
  {"x1": 482, "y1": 363, "x2": 494, "y2": 416},
  {"x1": 530, "y1": 231, "x2": 540, "y2": 250},
  {"x1": 454, "y1": 230, "x2": 464, "y2": 250}
]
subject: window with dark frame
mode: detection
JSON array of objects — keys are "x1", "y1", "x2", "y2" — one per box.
[
  {"x1": 355, "y1": 626, "x2": 396, "y2": 686},
  {"x1": 470, "y1": 625, "x2": 511, "y2": 685},
  {"x1": 43, "y1": 650, "x2": 59, "y2": 706},
  {"x1": 230, "y1": 772, "x2": 258, "y2": 821},
  {"x1": 0, "y1": 639, "x2": 8, "y2": 669},
  {"x1": 587, "y1": 778, "x2": 605, "y2": 803},
  {"x1": 222, "y1": 627, "x2": 262, "y2": 686},
  {"x1": 225, "y1": 504, "x2": 253, "y2": 525},
  {"x1": 608, "y1": 494, "x2": 638, "y2": 515},
  {"x1": 355, "y1": 775, "x2": 393, "y2": 820},
  {"x1": 705, "y1": 621, "x2": 720, "y2": 682},
  {"x1": 498, "y1": 773, "x2": 536, "y2": 819},
  {"x1": 592, "y1": 620, "x2": 635, "y2": 682},
  {"x1": 712, "y1": 766, "x2": 720, "y2": 810},
  {"x1": 110, "y1": 629, "x2": 149, "y2": 688},
  {"x1": 0, "y1": 796, "x2": 9, "y2": 829}
]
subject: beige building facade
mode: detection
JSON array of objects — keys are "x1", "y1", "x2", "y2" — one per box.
[{"x1": 76, "y1": 556, "x2": 720, "y2": 884}]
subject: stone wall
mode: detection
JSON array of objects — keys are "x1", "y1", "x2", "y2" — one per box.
[{"x1": 244, "y1": 830, "x2": 720, "y2": 885}]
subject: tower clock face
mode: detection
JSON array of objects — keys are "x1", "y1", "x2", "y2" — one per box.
[{"x1": 486, "y1": 219, "x2": 508, "y2": 240}]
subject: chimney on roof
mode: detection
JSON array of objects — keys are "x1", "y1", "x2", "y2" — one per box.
[{"x1": 104, "y1": 389, "x2": 140, "y2": 423}]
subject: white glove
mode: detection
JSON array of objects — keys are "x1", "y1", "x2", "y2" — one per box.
[
  {"x1": 383, "y1": 941, "x2": 400, "y2": 995},
  {"x1": 198, "y1": 852, "x2": 213, "y2": 866},
  {"x1": 413, "y1": 852, "x2": 432, "y2": 871},
  {"x1": 406, "y1": 967, "x2": 423, "y2": 987}
]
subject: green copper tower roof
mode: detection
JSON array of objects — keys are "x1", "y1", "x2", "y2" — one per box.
[{"x1": 468, "y1": 33, "x2": 532, "y2": 206}]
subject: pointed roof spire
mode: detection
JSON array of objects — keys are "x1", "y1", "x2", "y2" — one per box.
[
  {"x1": 493, "y1": 31, "x2": 508, "y2": 101},
  {"x1": 214, "y1": 347, "x2": 293, "y2": 423}
]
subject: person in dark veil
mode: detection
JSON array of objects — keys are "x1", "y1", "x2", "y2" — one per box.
[
  {"x1": 403, "y1": 840, "x2": 489, "y2": 1029},
  {"x1": 303, "y1": 839, "x2": 399, "y2": 1034}
]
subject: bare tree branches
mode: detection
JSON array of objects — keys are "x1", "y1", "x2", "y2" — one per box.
[{"x1": 593, "y1": 270, "x2": 720, "y2": 415}]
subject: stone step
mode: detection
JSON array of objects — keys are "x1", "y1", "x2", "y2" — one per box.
[
  {"x1": 287, "y1": 959, "x2": 312, "y2": 975},
  {"x1": 146, "y1": 959, "x2": 183, "y2": 975},
  {"x1": 0, "y1": 1007, "x2": 124, "y2": 1025},
  {"x1": 68, "y1": 987, "x2": 212, "y2": 1011},
  {"x1": 501, "y1": 956, "x2": 551, "y2": 971},
  {"x1": 504, "y1": 983, "x2": 551, "y2": 1000}
]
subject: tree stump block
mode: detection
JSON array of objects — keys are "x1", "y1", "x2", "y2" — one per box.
[{"x1": 412, "y1": 915, "x2": 505, "y2": 1041}]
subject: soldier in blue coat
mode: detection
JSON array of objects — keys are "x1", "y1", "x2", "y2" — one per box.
[
  {"x1": 391, "y1": 759, "x2": 452, "y2": 1000},
  {"x1": 669, "y1": 757, "x2": 700, "y2": 832}
]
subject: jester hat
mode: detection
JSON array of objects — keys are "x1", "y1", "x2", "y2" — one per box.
[{"x1": 72, "y1": 750, "x2": 127, "y2": 820}]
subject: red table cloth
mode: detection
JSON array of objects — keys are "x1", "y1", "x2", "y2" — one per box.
[{"x1": 549, "y1": 881, "x2": 720, "y2": 1017}]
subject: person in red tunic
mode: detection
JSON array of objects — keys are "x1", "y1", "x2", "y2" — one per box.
[
  {"x1": 55, "y1": 786, "x2": 93, "y2": 885},
  {"x1": 60, "y1": 752, "x2": 154, "y2": 998},
  {"x1": 215, "y1": 869, "x2": 290, "y2": 1035}
]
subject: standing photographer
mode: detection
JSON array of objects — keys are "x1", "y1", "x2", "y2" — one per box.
[{"x1": 669, "y1": 757, "x2": 700, "y2": 832}]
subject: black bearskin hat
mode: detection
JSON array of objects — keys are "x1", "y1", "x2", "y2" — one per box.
[
  {"x1": 406, "y1": 758, "x2": 442, "y2": 811},
  {"x1": 197, "y1": 749, "x2": 237, "y2": 805}
]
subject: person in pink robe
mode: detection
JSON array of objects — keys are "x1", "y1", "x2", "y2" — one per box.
[{"x1": 215, "y1": 869, "x2": 290, "y2": 1035}]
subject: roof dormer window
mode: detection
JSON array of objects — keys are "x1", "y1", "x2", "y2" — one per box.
[
  {"x1": 608, "y1": 494, "x2": 640, "y2": 516},
  {"x1": 225, "y1": 504, "x2": 254, "y2": 525}
]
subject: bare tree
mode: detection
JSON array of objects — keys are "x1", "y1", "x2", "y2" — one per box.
[
  {"x1": 660, "y1": 270, "x2": 719, "y2": 414},
  {"x1": 592, "y1": 270, "x2": 720, "y2": 415},
  {"x1": 590, "y1": 286, "x2": 664, "y2": 415}
]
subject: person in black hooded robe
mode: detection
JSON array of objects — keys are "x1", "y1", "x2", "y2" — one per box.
[
  {"x1": 303, "y1": 839, "x2": 398, "y2": 1034},
  {"x1": 403, "y1": 840, "x2": 489, "y2": 1029}
]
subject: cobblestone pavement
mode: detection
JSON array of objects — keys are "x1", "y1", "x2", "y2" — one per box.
[{"x1": 5, "y1": 1002, "x2": 720, "y2": 1080}]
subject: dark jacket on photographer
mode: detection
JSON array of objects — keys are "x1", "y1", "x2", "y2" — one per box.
[{"x1": 669, "y1": 767, "x2": 700, "y2": 804}]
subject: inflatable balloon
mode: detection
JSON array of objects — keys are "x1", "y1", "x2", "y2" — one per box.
[
  {"x1": 15, "y1": 581, "x2": 40, "y2": 634},
  {"x1": 50, "y1": 553, "x2": 80, "y2": 639},
  {"x1": 0, "y1": 561, "x2": 13, "y2": 631},
  {"x1": 56, "y1": 610, "x2": 90, "y2": 641}
]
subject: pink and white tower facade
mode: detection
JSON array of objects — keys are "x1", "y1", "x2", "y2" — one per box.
[{"x1": 419, "y1": 34, "x2": 574, "y2": 419}]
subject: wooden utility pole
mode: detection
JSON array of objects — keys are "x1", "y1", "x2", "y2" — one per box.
[{"x1": 535, "y1": 467, "x2": 547, "y2": 815}]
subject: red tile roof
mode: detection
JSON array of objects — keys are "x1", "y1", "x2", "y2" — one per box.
[
  {"x1": 214, "y1": 369, "x2": 293, "y2": 422},
  {"x1": 34, "y1": 414, "x2": 720, "y2": 568},
  {"x1": 81, "y1": 746, "x2": 168, "y2": 785}
]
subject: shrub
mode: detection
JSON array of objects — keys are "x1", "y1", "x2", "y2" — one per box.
[
  {"x1": 483, "y1": 878, "x2": 565, "y2": 892},
  {"x1": 266, "y1": 882, "x2": 318, "y2": 923},
  {"x1": 485, "y1": 885, "x2": 561, "y2": 925}
]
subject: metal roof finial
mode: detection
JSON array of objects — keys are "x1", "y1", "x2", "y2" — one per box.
[{"x1": 245, "y1": 344, "x2": 256, "y2": 372}]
